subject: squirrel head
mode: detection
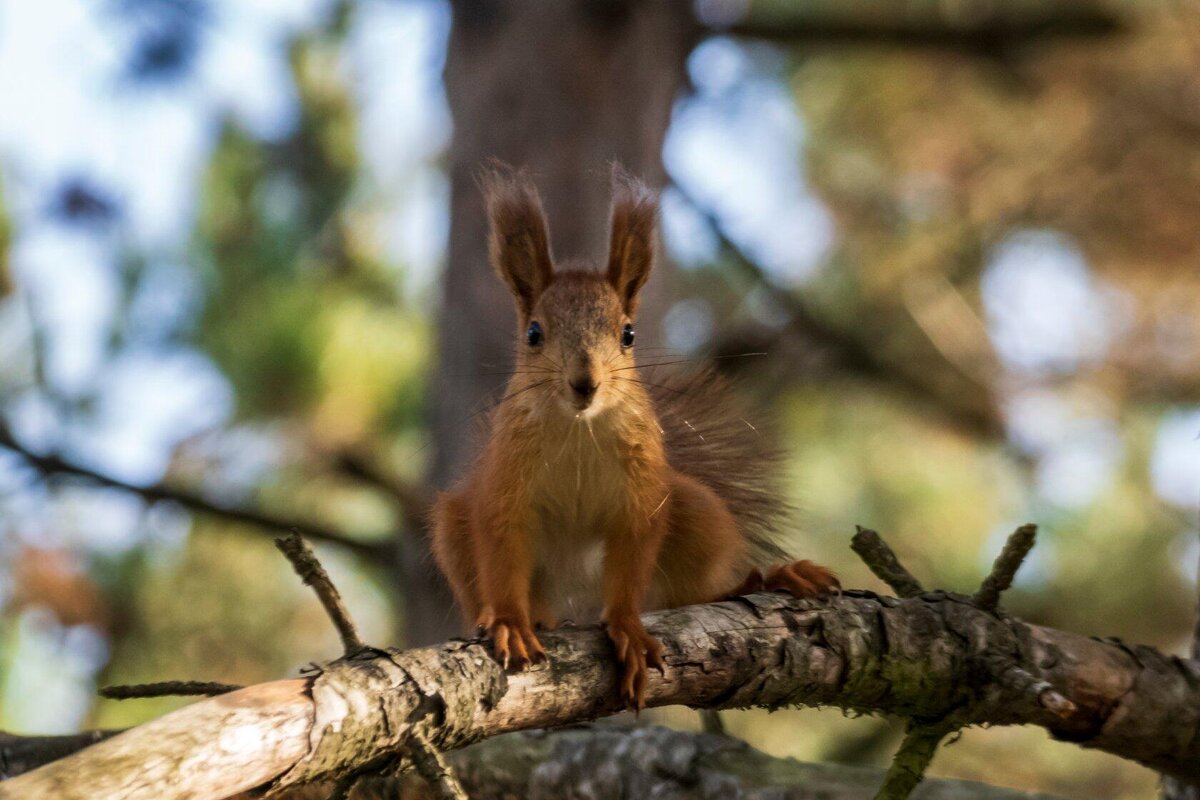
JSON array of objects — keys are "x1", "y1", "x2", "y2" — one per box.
[{"x1": 482, "y1": 164, "x2": 658, "y2": 419}]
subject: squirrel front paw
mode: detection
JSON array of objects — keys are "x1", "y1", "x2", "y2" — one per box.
[
  {"x1": 478, "y1": 610, "x2": 546, "y2": 670},
  {"x1": 604, "y1": 616, "x2": 664, "y2": 711}
]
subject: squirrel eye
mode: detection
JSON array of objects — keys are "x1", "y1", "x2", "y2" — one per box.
[
  {"x1": 526, "y1": 320, "x2": 543, "y2": 347},
  {"x1": 620, "y1": 323, "x2": 635, "y2": 349}
]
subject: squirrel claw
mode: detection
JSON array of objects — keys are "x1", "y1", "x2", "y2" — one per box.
[
  {"x1": 483, "y1": 617, "x2": 546, "y2": 671},
  {"x1": 605, "y1": 617, "x2": 664, "y2": 711}
]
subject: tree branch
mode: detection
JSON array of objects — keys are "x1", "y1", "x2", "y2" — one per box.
[
  {"x1": 718, "y1": 3, "x2": 1125, "y2": 55},
  {"x1": 4, "y1": 587, "x2": 1200, "y2": 799},
  {"x1": 0, "y1": 732, "x2": 117, "y2": 779},
  {"x1": 332, "y1": 446, "x2": 432, "y2": 536},
  {"x1": 0, "y1": 421, "x2": 391, "y2": 562},
  {"x1": 407, "y1": 728, "x2": 469, "y2": 800},
  {"x1": 444, "y1": 727, "x2": 1052, "y2": 800},
  {"x1": 670, "y1": 183, "x2": 1008, "y2": 441}
]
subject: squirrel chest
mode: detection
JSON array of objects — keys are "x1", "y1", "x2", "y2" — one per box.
[
  {"x1": 532, "y1": 423, "x2": 634, "y2": 524},
  {"x1": 520, "y1": 411, "x2": 663, "y2": 617}
]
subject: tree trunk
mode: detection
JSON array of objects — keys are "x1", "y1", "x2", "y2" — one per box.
[{"x1": 409, "y1": 0, "x2": 698, "y2": 645}]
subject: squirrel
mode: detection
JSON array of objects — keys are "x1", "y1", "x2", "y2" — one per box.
[{"x1": 431, "y1": 166, "x2": 838, "y2": 709}]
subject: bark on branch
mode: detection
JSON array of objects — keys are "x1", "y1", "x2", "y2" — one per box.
[{"x1": 4, "y1": 588, "x2": 1199, "y2": 799}]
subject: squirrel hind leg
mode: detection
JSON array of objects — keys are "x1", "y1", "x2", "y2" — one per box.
[
  {"x1": 722, "y1": 561, "x2": 838, "y2": 601},
  {"x1": 653, "y1": 472, "x2": 747, "y2": 609},
  {"x1": 724, "y1": 567, "x2": 765, "y2": 598},
  {"x1": 759, "y1": 560, "x2": 840, "y2": 598}
]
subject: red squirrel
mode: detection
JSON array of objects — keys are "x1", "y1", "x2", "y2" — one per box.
[{"x1": 431, "y1": 166, "x2": 838, "y2": 709}]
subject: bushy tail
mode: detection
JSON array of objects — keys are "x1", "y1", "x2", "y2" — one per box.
[{"x1": 647, "y1": 367, "x2": 791, "y2": 564}]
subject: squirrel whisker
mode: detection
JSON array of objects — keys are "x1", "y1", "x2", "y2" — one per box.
[
  {"x1": 612, "y1": 375, "x2": 695, "y2": 400},
  {"x1": 464, "y1": 378, "x2": 555, "y2": 425}
]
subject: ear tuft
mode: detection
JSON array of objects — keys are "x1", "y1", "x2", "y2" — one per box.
[
  {"x1": 606, "y1": 164, "x2": 659, "y2": 316},
  {"x1": 479, "y1": 162, "x2": 554, "y2": 316}
]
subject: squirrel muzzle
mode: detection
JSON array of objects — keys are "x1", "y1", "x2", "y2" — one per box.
[{"x1": 567, "y1": 358, "x2": 600, "y2": 411}]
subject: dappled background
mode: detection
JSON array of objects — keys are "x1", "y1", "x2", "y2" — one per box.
[{"x1": 0, "y1": 1, "x2": 1198, "y2": 797}]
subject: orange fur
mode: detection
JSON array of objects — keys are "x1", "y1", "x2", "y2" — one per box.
[{"x1": 431, "y1": 165, "x2": 838, "y2": 709}]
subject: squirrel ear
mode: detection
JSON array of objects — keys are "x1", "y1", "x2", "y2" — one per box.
[
  {"x1": 605, "y1": 166, "x2": 658, "y2": 316},
  {"x1": 481, "y1": 164, "x2": 554, "y2": 316}
]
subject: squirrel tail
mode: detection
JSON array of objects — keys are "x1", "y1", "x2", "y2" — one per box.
[{"x1": 647, "y1": 366, "x2": 791, "y2": 564}]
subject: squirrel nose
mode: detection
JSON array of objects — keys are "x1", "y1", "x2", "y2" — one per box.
[{"x1": 570, "y1": 377, "x2": 598, "y2": 404}]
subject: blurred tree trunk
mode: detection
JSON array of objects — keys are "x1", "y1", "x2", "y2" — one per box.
[{"x1": 408, "y1": 0, "x2": 698, "y2": 645}]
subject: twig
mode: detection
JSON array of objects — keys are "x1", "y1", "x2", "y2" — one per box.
[
  {"x1": 98, "y1": 681, "x2": 242, "y2": 700},
  {"x1": 700, "y1": 709, "x2": 727, "y2": 736},
  {"x1": 974, "y1": 524, "x2": 1037, "y2": 611},
  {"x1": 407, "y1": 729, "x2": 469, "y2": 800},
  {"x1": 326, "y1": 774, "x2": 358, "y2": 800},
  {"x1": 851, "y1": 526, "x2": 925, "y2": 598},
  {"x1": 873, "y1": 721, "x2": 957, "y2": 800},
  {"x1": 0, "y1": 421, "x2": 389, "y2": 561},
  {"x1": 989, "y1": 658, "x2": 1076, "y2": 720},
  {"x1": 274, "y1": 533, "x2": 365, "y2": 655}
]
